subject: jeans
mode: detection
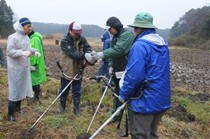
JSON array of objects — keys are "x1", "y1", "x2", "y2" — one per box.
[
  {"x1": 59, "y1": 77, "x2": 82, "y2": 102},
  {"x1": 97, "y1": 61, "x2": 109, "y2": 80}
]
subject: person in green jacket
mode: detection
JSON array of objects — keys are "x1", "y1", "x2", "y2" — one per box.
[
  {"x1": 92, "y1": 16, "x2": 134, "y2": 122},
  {"x1": 28, "y1": 31, "x2": 47, "y2": 101}
]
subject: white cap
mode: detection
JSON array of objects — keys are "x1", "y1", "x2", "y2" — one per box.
[{"x1": 69, "y1": 21, "x2": 82, "y2": 34}]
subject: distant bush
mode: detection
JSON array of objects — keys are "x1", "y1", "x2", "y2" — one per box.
[
  {"x1": 43, "y1": 33, "x2": 63, "y2": 40},
  {"x1": 168, "y1": 34, "x2": 210, "y2": 49}
]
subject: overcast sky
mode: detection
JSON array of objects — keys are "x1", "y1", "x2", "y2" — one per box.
[{"x1": 5, "y1": 0, "x2": 210, "y2": 29}]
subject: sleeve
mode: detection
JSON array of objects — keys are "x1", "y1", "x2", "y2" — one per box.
[
  {"x1": 61, "y1": 38, "x2": 85, "y2": 60},
  {"x1": 82, "y1": 37, "x2": 92, "y2": 53},
  {"x1": 103, "y1": 32, "x2": 134, "y2": 59},
  {"x1": 101, "y1": 33, "x2": 105, "y2": 42},
  {"x1": 7, "y1": 36, "x2": 23, "y2": 58},
  {"x1": 30, "y1": 37, "x2": 41, "y2": 66},
  {"x1": 119, "y1": 42, "x2": 147, "y2": 100}
]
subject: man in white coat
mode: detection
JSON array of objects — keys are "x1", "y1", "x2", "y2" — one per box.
[{"x1": 7, "y1": 17, "x2": 41, "y2": 122}]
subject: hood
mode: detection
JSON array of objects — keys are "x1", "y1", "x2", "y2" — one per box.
[
  {"x1": 13, "y1": 21, "x2": 24, "y2": 34},
  {"x1": 141, "y1": 34, "x2": 166, "y2": 46},
  {"x1": 106, "y1": 16, "x2": 123, "y2": 32},
  {"x1": 138, "y1": 29, "x2": 166, "y2": 46}
]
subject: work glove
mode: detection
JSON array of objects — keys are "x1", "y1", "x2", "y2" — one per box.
[
  {"x1": 118, "y1": 95, "x2": 125, "y2": 103},
  {"x1": 91, "y1": 51, "x2": 103, "y2": 61},
  {"x1": 85, "y1": 52, "x2": 96, "y2": 65},
  {"x1": 109, "y1": 67, "x2": 114, "y2": 75},
  {"x1": 30, "y1": 66, "x2": 36, "y2": 72},
  {"x1": 22, "y1": 51, "x2": 31, "y2": 57},
  {"x1": 35, "y1": 51, "x2": 41, "y2": 58}
]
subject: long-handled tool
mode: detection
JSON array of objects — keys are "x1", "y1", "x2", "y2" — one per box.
[
  {"x1": 116, "y1": 105, "x2": 129, "y2": 137},
  {"x1": 28, "y1": 73, "x2": 79, "y2": 132},
  {"x1": 94, "y1": 77, "x2": 129, "y2": 137},
  {"x1": 27, "y1": 62, "x2": 86, "y2": 132},
  {"x1": 89, "y1": 100, "x2": 129, "y2": 139},
  {"x1": 86, "y1": 75, "x2": 113, "y2": 133},
  {"x1": 88, "y1": 78, "x2": 148, "y2": 138}
]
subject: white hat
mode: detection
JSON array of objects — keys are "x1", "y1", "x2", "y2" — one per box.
[{"x1": 69, "y1": 21, "x2": 82, "y2": 34}]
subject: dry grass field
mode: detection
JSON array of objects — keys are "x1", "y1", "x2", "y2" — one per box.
[{"x1": 0, "y1": 38, "x2": 209, "y2": 139}]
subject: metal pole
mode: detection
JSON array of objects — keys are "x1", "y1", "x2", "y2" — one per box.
[
  {"x1": 28, "y1": 73, "x2": 79, "y2": 132},
  {"x1": 89, "y1": 101, "x2": 128, "y2": 139},
  {"x1": 86, "y1": 75, "x2": 113, "y2": 133}
]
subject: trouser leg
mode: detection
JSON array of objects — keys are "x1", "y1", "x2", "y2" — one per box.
[
  {"x1": 111, "y1": 75, "x2": 123, "y2": 122},
  {"x1": 130, "y1": 111, "x2": 166, "y2": 139},
  {"x1": 72, "y1": 79, "x2": 82, "y2": 116},
  {"x1": 96, "y1": 63, "x2": 105, "y2": 82},
  {"x1": 103, "y1": 61, "x2": 109, "y2": 79},
  {"x1": 150, "y1": 110, "x2": 166, "y2": 139},
  {"x1": 58, "y1": 77, "x2": 71, "y2": 113}
]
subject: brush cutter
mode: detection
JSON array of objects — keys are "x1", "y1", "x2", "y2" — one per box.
[
  {"x1": 88, "y1": 78, "x2": 148, "y2": 138},
  {"x1": 97, "y1": 77, "x2": 129, "y2": 137},
  {"x1": 86, "y1": 75, "x2": 113, "y2": 133},
  {"x1": 89, "y1": 100, "x2": 129, "y2": 139},
  {"x1": 88, "y1": 76, "x2": 129, "y2": 138},
  {"x1": 27, "y1": 62, "x2": 87, "y2": 132},
  {"x1": 76, "y1": 75, "x2": 114, "y2": 139}
]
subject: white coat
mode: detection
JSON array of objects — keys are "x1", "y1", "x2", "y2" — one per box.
[{"x1": 7, "y1": 21, "x2": 37, "y2": 101}]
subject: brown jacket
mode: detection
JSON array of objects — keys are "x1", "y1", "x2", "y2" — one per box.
[{"x1": 58, "y1": 33, "x2": 92, "y2": 79}]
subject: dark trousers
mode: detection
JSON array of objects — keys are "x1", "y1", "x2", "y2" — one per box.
[
  {"x1": 111, "y1": 75, "x2": 123, "y2": 121},
  {"x1": 0, "y1": 48, "x2": 5, "y2": 67},
  {"x1": 130, "y1": 110, "x2": 166, "y2": 139},
  {"x1": 59, "y1": 77, "x2": 82, "y2": 107}
]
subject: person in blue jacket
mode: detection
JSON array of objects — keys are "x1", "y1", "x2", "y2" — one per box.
[
  {"x1": 119, "y1": 12, "x2": 171, "y2": 139},
  {"x1": 96, "y1": 30, "x2": 111, "y2": 82}
]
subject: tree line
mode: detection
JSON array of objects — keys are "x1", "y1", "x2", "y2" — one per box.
[
  {"x1": 0, "y1": 0, "x2": 170, "y2": 40},
  {"x1": 0, "y1": 0, "x2": 13, "y2": 38},
  {"x1": 169, "y1": 6, "x2": 210, "y2": 48},
  {"x1": 0, "y1": 0, "x2": 209, "y2": 48}
]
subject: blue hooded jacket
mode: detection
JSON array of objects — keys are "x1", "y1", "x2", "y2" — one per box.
[
  {"x1": 101, "y1": 31, "x2": 110, "y2": 50},
  {"x1": 119, "y1": 29, "x2": 170, "y2": 114}
]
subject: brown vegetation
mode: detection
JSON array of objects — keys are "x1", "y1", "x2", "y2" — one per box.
[{"x1": 0, "y1": 39, "x2": 209, "y2": 139}]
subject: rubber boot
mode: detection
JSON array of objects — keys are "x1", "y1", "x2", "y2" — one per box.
[
  {"x1": 8, "y1": 103, "x2": 16, "y2": 122},
  {"x1": 73, "y1": 99, "x2": 80, "y2": 117},
  {"x1": 32, "y1": 85, "x2": 41, "y2": 101},
  {"x1": 58, "y1": 97, "x2": 66, "y2": 113},
  {"x1": 16, "y1": 100, "x2": 21, "y2": 113},
  {"x1": 33, "y1": 91, "x2": 40, "y2": 101}
]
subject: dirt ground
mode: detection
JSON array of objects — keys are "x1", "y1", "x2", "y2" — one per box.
[{"x1": 0, "y1": 40, "x2": 210, "y2": 139}]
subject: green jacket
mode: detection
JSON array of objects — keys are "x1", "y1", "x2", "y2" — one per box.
[
  {"x1": 103, "y1": 29, "x2": 134, "y2": 72},
  {"x1": 29, "y1": 32, "x2": 47, "y2": 86}
]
